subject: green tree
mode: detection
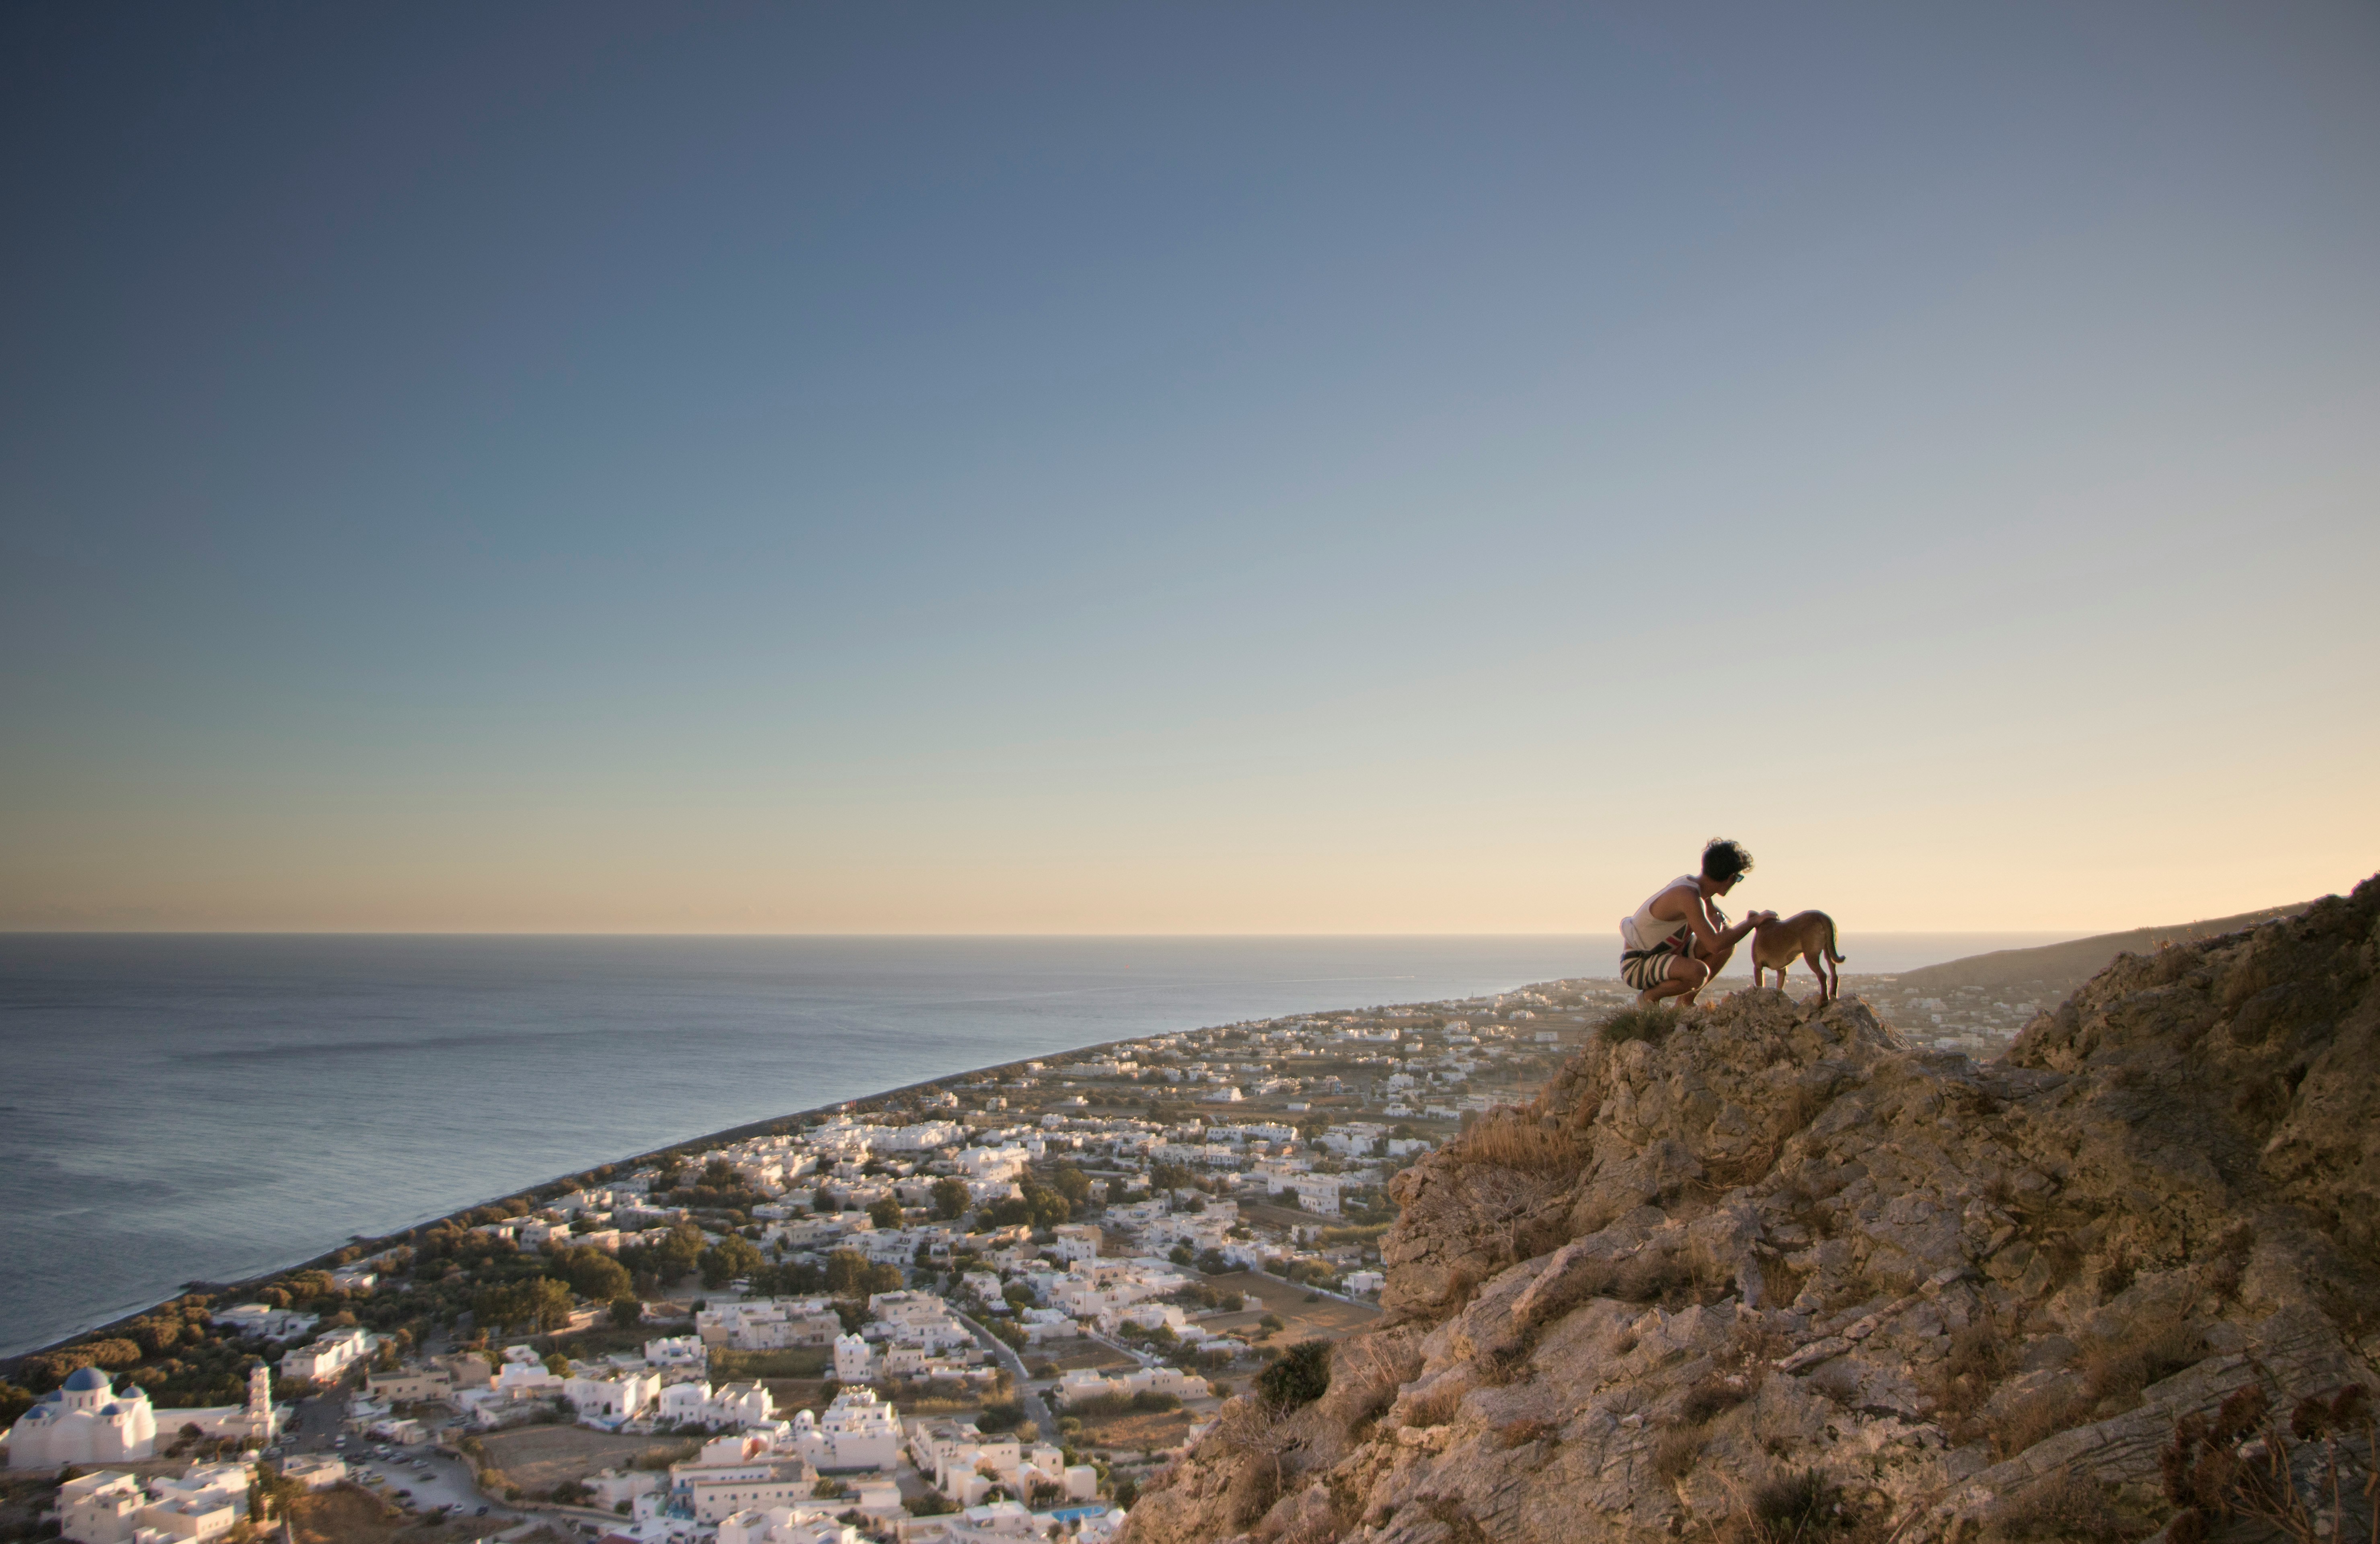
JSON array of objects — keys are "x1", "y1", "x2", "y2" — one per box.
[
  {"x1": 823, "y1": 1249, "x2": 872, "y2": 1296},
  {"x1": 930, "y1": 1178, "x2": 971, "y2": 1220},
  {"x1": 1045, "y1": 1164, "x2": 1092, "y2": 1205},
  {"x1": 610, "y1": 1297, "x2": 642, "y2": 1328},
  {"x1": 700, "y1": 1235, "x2": 765, "y2": 1290},
  {"x1": 553, "y1": 1246, "x2": 631, "y2": 1304},
  {"x1": 635, "y1": 1222, "x2": 704, "y2": 1284},
  {"x1": 867, "y1": 1198, "x2": 903, "y2": 1230}
]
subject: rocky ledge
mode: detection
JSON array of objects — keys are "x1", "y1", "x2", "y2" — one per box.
[{"x1": 1123, "y1": 876, "x2": 2380, "y2": 1544}]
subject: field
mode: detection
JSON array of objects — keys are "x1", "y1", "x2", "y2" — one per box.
[
  {"x1": 1065, "y1": 1404, "x2": 1199, "y2": 1458},
  {"x1": 472, "y1": 1426, "x2": 692, "y2": 1492},
  {"x1": 762, "y1": 1376, "x2": 832, "y2": 1414},
  {"x1": 1033, "y1": 1338, "x2": 1141, "y2": 1374},
  {"x1": 708, "y1": 1345, "x2": 830, "y2": 1379},
  {"x1": 1202, "y1": 1270, "x2": 1381, "y2": 1343},
  {"x1": 283, "y1": 1484, "x2": 528, "y2": 1544}
]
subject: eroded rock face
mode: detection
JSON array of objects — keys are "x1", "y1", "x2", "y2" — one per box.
[{"x1": 1122, "y1": 877, "x2": 2380, "y2": 1544}]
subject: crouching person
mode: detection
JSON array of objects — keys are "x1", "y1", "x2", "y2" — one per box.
[{"x1": 1619, "y1": 838, "x2": 1774, "y2": 1008}]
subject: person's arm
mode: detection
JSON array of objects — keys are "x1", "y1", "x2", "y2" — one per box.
[{"x1": 1688, "y1": 892, "x2": 1766, "y2": 950}]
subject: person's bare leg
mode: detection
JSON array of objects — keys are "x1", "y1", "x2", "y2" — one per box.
[
  {"x1": 1680, "y1": 938, "x2": 1735, "y2": 1006},
  {"x1": 1636, "y1": 972, "x2": 1692, "y2": 1007},
  {"x1": 1670, "y1": 954, "x2": 1715, "y2": 1007}
]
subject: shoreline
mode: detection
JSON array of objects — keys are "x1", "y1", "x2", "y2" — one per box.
[
  {"x1": 2, "y1": 924, "x2": 2086, "y2": 1373},
  {"x1": 1, "y1": 973, "x2": 1581, "y2": 1373}
]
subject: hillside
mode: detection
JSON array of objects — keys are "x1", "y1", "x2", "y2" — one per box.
[
  {"x1": 1122, "y1": 878, "x2": 2379, "y2": 1544},
  {"x1": 1884, "y1": 902, "x2": 2314, "y2": 999}
]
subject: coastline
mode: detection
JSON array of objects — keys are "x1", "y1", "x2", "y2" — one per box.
[
  {"x1": 0, "y1": 927, "x2": 2095, "y2": 1371},
  {"x1": 0, "y1": 989, "x2": 1458, "y2": 1373}
]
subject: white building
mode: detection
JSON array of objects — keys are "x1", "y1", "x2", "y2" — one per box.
[
  {"x1": 7, "y1": 1368, "x2": 157, "y2": 1468},
  {"x1": 55, "y1": 1471, "x2": 150, "y2": 1542},
  {"x1": 277, "y1": 1326, "x2": 372, "y2": 1386},
  {"x1": 698, "y1": 1299, "x2": 842, "y2": 1351},
  {"x1": 54, "y1": 1462, "x2": 253, "y2": 1544},
  {"x1": 645, "y1": 1335, "x2": 707, "y2": 1369},
  {"x1": 207, "y1": 1306, "x2": 317, "y2": 1343},
  {"x1": 281, "y1": 1454, "x2": 347, "y2": 1490},
  {"x1": 784, "y1": 1388, "x2": 901, "y2": 1472},
  {"x1": 715, "y1": 1506, "x2": 862, "y2": 1544},
  {"x1": 565, "y1": 1369, "x2": 660, "y2": 1421},
  {"x1": 654, "y1": 1379, "x2": 775, "y2": 1430},
  {"x1": 669, "y1": 1433, "x2": 820, "y2": 1523}
]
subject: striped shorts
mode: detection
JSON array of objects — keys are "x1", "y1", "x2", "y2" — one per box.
[{"x1": 1620, "y1": 941, "x2": 1680, "y2": 991}]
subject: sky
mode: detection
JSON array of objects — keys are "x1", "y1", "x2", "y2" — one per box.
[{"x1": 1, "y1": 2, "x2": 2374, "y2": 936}]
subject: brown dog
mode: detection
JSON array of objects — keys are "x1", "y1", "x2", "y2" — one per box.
[{"x1": 1750, "y1": 911, "x2": 1845, "y2": 1003}]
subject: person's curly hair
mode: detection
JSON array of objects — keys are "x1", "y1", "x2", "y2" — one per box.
[{"x1": 1701, "y1": 838, "x2": 1754, "y2": 883}]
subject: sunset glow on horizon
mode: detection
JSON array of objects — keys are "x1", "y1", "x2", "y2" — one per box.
[{"x1": 3, "y1": 4, "x2": 2374, "y2": 937}]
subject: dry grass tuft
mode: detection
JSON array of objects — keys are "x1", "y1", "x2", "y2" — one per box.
[
  {"x1": 1209, "y1": 1398, "x2": 1298, "y2": 1527},
  {"x1": 1810, "y1": 1365, "x2": 1860, "y2": 1410},
  {"x1": 1335, "y1": 1330, "x2": 1423, "y2": 1432},
  {"x1": 1932, "y1": 1312, "x2": 2018, "y2": 1433},
  {"x1": 1495, "y1": 1416, "x2": 1555, "y2": 1449},
  {"x1": 1450, "y1": 1113, "x2": 1587, "y2": 1175},
  {"x1": 2076, "y1": 1319, "x2": 2202, "y2": 1405},
  {"x1": 1681, "y1": 1373, "x2": 1755, "y2": 1425},
  {"x1": 1420, "y1": 1495, "x2": 1491, "y2": 1544},
  {"x1": 1600, "y1": 1006, "x2": 1680, "y2": 1046},
  {"x1": 1758, "y1": 1251, "x2": 1809, "y2": 1312},
  {"x1": 1654, "y1": 1424, "x2": 1706, "y2": 1481},
  {"x1": 1400, "y1": 1381, "x2": 1462, "y2": 1429},
  {"x1": 1739, "y1": 1468, "x2": 1847, "y2": 1544},
  {"x1": 2093, "y1": 1246, "x2": 2136, "y2": 1304},
  {"x1": 1981, "y1": 1470, "x2": 2132, "y2": 1544},
  {"x1": 1982, "y1": 1320, "x2": 2206, "y2": 1461},
  {"x1": 1478, "y1": 1343, "x2": 1534, "y2": 1388}
]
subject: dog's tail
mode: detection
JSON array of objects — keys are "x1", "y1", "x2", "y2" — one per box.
[{"x1": 1825, "y1": 913, "x2": 1845, "y2": 964}]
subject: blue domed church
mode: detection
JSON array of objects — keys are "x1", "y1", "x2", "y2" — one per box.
[{"x1": 6, "y1": 1366, "x2": 158, "y2": 1467}]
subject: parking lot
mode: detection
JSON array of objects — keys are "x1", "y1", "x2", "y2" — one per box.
[{"x1": 343, "y1": 1441, "x2": 507, "y2": 1523}]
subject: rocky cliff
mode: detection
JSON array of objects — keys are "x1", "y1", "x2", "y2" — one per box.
[{"x1": 1123, "y1": 877, "x2": 2380, "y2": 1544}]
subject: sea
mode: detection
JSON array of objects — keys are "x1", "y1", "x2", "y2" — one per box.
[{"x1": 0, "y1": 930, "x2": 2073, "y2": 1358}]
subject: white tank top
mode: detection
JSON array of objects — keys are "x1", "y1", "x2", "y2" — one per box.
[{"x1": 1620, "y1": 875, "x2": 1700, "y2": 953}]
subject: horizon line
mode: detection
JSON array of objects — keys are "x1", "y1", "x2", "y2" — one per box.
[{"x1": 0, "y1": 926, "x2": 2099, "y2": 940}]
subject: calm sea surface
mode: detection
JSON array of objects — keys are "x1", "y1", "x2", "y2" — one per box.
[{"x1": 0, "y1": 931, "x2": 2070, "y2": 1357}]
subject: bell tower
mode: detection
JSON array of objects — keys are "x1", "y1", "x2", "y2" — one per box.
[{"x1": 247, "y1": 1362, "x2": 277, "y2": 1439}]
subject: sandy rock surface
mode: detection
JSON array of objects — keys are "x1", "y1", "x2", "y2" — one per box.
[{"x1": 1122, "y1": 876, "x2": 2380, "y2": 1544}]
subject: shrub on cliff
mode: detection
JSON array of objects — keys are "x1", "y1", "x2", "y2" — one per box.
[
  {"x1": 1255, "y1": 1339, "x2": 1332, "y2": 1413},
  {"x1": 1597, "y1": 1005, "x2": 1677, "y2": 1046}
]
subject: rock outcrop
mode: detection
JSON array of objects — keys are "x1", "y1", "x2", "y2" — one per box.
[{"x1": 1123, "y1": 877, "x2": 2380, "y2": 1544}]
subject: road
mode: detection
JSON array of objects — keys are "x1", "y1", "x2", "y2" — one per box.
[
  {"x1": 282, "y1": 1388, "x2": 349, "y2": 1453},
  {"x1": 954, "y1": 1311, "x2": 1052, "y2": 1440}
]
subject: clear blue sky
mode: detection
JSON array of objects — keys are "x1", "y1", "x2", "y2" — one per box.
[{"x1": 3, "y1": 3, "x2": 2374, "y2": 933}]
